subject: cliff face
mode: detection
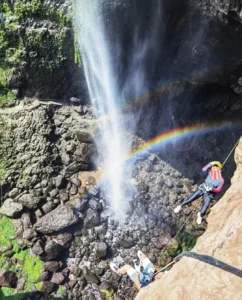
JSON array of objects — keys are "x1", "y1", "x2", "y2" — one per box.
[{"x1": 136, "y1": 137, "x2": 242, "y2": 300}]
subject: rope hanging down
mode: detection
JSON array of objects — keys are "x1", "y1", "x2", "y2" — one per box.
[
  {"x1": 153, "y1": 251, "x2": 242, "y2": 279},
  {"x1": 222, "y1": 138, "x2": 240, "y2": 167}
]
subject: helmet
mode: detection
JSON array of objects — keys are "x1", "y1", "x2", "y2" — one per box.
[{"x1": 212, "y1": 161, "x2": 223, "y2": 168}]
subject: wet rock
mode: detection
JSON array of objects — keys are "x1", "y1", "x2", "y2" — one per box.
[
  {"x1": 137, "y1": 182, "x2": 149, "y2": 194},
  {"x1": 35, "y1": 204, "x2": 79, "y2": 234},
  {"x1": 82, "y1": 266, "x2": 100, "y2": 284},
  {"x1": 40, "y1": 281, "x2": 57, "y2": 294},
  {"x1": 94, "y1": 242, "x2": 107, "y2": 258},
  {"x1": 69, "y1": 185, "x2": 78, "y2": 195},
  {"x1": 0, "y1": 199, "x2": 23, "y2": 217},
  {"x1": 70, "y1": 177, "x2": 81, "y2": 187},
  {"x1": 43, "y1": 261, "x2": 60, "y2": 273},
  {"x1": 119, "y1": 237, "x2": 135, "y2": 248},
  {"x1": 85, "y1": 176, "x2": 96, "y2": 186},
  {"x1": 18, "y1": 194, "x2": 40, "y2": 209},
  {"x1": 84, "y1": 209, "x2": 100, "y2": 228},
  {"x1": 0, "y1": 270, "x2": 18, "y2": 288},
  {"x1": 50, "y1": 273, "x2": 65, "y2": 285},
  {"x1": 74, "y1": 143, "x2": 96, "y2": 164},
  {"x1": 65, "y1": 162, "x2": 88, "y2": 177},
  {"x1": 89, "y1": 199, "x2": 102, "y2": 211}
]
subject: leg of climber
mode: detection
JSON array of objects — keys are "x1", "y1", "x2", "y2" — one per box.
[
  {"x1": 110, "y1": 263, "x2": 141, "y2": 290},
  {"x1": 174, "y1": 189, "x2": 203, "y2": 213},
  {"x1": 197, "y1": 193, "x2": 212, "y2": 224}
]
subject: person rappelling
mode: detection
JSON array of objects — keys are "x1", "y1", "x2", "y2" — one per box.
[{"x1": 174, "y1": 161, "x2": 224, "y2": 224}]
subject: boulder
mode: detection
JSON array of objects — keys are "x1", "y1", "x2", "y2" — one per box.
[
  {"x1": 40, "y1": 281, "x2": 58, "y2": 294},
  {"x1": 82, "y1": 266, "x2": 100, "y2": 284},
  {"x1": 18, "y1": 194, "x2": 40, "y2": 209},
  {"x1": 0, "y1": 199, "x2": 23, "y2": 217},
  {"x1": 84, "y1": 209, "x2": 100, "y2": 228},
  {"x1": 53, "y1": 233, "x2": 73, "y2": 248},
  {"x1": 32, "y1": 240, "x2": 45, "y2": 256},
  {"x1": 35, "y1": 204, "x2": 79, "y2": 234},
  {"x1": 94, "y1": 242, "x2": 107, "y2": 258},
  {"x1": 0, "y1": 270, "x2": 18, "y2": 288},
  {"x1": 50, "y1": 272, "x2": 65, "y2": 285},
  {"x1": 43, "y1": 261, "x2": 60, "y2": 273},
  {"x1": 40, "y1": 240, "x2": 63, "y2": 262}
]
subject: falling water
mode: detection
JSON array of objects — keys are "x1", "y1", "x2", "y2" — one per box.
[
  {"x1": 74, "y1": 0, "x2": 126, "y2": 214},
  {"x1": 74, "y1": 0, "x2": 164, "y2": 214}
]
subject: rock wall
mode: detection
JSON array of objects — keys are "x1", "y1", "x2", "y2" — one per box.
[
  {"x1": 0, "y1": 0, "x2": 84, "y2": 102},
  {"x1": 135, "y1": 137, "x2": 242, "y2": 300}
]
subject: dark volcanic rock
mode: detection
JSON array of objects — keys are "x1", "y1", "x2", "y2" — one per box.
[
  {"x1": 84, "y1": 209, "x2": 100, "y2": 228},
  {"x1": 35, "y1": 204, "x2": 79, "y2": 234},
  {"x1": 43, "y1": 261, "x2": 60, "y2": 273},
  {"x1": 0, "y1": 270, "x2": 18, "y2": 288},
  {"x1": 0, "y1": 199, "x2": 23, "y2": 217},
  {"x1": 40, "y1": 240, "x2": 63, "y2": 262},
  {"x1": 82, "y1": 266, "x2": 100, "y2": 284},
  {"x1": 94, "y1": 241, "x2": 107, "y2": 258},
  {"x1": 40, "y1": 281, "x2": 58, "y2": 294}
]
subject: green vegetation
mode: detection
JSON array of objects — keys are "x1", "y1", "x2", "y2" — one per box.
[
  {"x1": 100, "y1": 289, "x2": 114, "y2": 300},
  {"x1": 0, "y1": 216, "x2": 43, "y2": 298},
  {"x1": 57, "y1": 285, "x2": 64, "y2": 295},
  {"x1": 176, "y1": 230, "x2": 197, "y2": 253},
  {"x1": 0, "y1": 0, "x2": 78, "y2": 101}
]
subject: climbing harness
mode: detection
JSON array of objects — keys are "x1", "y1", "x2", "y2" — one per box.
[
  {"x1": 151, "y1": 251, "x2": 242, "y2": 279},
  {"x1": 222, "y1": 138, "x2": 240, "y2": 167}
]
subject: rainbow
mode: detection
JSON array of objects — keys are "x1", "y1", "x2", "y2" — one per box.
[{"x1": 126, "y1": 121, "x2": 241, "y2": 161}]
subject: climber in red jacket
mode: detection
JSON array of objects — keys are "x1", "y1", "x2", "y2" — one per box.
[{"x1": 174, "y1": 161, "x2": 224, "y2": 224}]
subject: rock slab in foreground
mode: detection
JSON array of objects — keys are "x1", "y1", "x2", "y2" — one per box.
[{"x1": 35, "y1": 204, "x2": 79, "y2": 234}]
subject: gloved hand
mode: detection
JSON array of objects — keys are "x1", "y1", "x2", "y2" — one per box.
[{"x1": 205, "y1": 185, "x2": 213, "y2": 192}]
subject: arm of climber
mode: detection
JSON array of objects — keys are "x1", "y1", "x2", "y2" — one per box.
[
  {"x1": 212, "y1": 178, "x2": 224, "y2": 193},
  {"x1": 202, "y1": 162, "x2": 212, "y2": 173},
  {"x1": 135, "y1": 273, "x2": 141, "y2": 290}
]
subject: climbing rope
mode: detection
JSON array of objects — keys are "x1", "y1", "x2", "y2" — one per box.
[
  {"x1": 152, "y1": 251, "x2": 242, "y2": 279},
  {"x1": 174, "y1": 210, "x2": 194, "y2": 239},
  {"x1": 222, "y1": 138, "x2": 240, "y2": 167}
]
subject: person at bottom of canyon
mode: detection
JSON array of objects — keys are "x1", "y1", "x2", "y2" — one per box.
[{"x1": 110, "y1": 250, "x2": 165, "y2": 290}]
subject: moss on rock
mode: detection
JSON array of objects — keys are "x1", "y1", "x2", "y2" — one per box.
[{"x1": 0, "y1": 0, "x2": 82, "y2": 100}]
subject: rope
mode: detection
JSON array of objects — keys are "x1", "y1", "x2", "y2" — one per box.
[
  {"x1": 174, "y1": 210, "x2": 194, "y2": 239},
  {"x1": 152, "y1": 251, "x2": 242, "y2": 279},
  {"x1": 175, "y1": 251, "x2": 242, "y2": 278},
  {"x1": 222, "y1": 138, "x2": 240, "y2": 167}
]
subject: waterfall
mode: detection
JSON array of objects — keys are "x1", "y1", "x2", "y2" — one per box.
[{"x1": 74, "y1": 0, "x2": 164, "y2": 215}]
